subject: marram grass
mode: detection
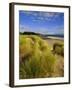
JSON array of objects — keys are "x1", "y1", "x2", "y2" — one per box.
[{"x1": 19, "y1": 35, "x2": 57, "y2": 79}]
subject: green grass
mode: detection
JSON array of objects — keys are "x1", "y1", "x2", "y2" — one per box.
[
  {"x1": 53, "y1": 42, "x2": 64, "y2": 56},
  {"x1": 19, "y1": 35, "x2": 63, "y2": 79}
]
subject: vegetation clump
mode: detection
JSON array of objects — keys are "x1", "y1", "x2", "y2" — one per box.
[
  {"x1": 53, "y1": 42, "x2": 64, "y2": 56},
  {"x1": 19, "y1": 35, "x2": 56, "y2": 79}
]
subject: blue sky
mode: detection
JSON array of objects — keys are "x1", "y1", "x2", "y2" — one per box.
[{"x1": 19, "y1": 11, "x2": 64, "y2": 35}]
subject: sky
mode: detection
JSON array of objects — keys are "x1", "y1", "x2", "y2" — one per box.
[{"x1": 19, "y1": 10, "x2": 64, "y2": 35}]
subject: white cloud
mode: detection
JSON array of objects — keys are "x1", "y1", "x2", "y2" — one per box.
[
  {"x1": 20, "y1": 11, "x2": 62, "y2": 22},
  {"x1": 19, "y1": 24, "x2": 31, "y2": 32}
]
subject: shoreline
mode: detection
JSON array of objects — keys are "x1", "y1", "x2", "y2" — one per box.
[{"x1": 43, "y1": 36, "x2": 64, "y2": 40}]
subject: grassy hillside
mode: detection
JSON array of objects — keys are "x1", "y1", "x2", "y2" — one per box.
[{"x1": 19, "y1": 35, "x2": 64, "y2": 79}]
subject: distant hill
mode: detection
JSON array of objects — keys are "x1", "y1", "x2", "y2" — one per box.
[
  {"x1": 19, "y1": 31, "x2": 64, "y2": 38},
  {"x1": 20, "y1": 31, "x2": 40, "y2": 35}
]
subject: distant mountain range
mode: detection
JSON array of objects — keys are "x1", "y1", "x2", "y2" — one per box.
[{"x1": 20, "y1": 31, "x2": 64, "y2": 38}]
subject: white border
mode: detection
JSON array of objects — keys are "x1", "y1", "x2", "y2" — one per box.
[{"x1": 14, "y1": 5, "x2": 69, "y2": 86}]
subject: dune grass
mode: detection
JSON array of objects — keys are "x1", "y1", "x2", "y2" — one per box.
[
  {"x1": 19, "y1": 35, "x2": 64, "y2": 79},
  {"x1": 53, "y1": 42, "x2": 64, "y2": 56}
]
